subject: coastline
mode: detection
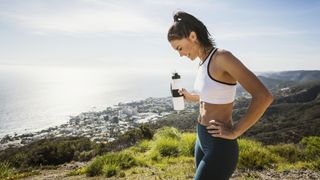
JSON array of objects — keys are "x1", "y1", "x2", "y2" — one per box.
[{"x1": 0, "y1": 97, "x2": 197, "y2": 151}]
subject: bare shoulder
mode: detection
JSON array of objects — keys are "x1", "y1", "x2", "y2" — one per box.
[
  {"x1": 213, "y1": 48, "x2": 255, "y2": 83},
  {"x1": 214, "y1": 49, "x2": 270, "y2": 96},
  {"x1": 213, "y1": 49, "x2": 241, "y2": 71},
  {"x1": 215, "y1": 49, "x2": 235, "y2": 61}
]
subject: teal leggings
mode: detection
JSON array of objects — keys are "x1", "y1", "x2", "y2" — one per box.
[{"x1": 194, "y1": 123, "x2": 239, "y2": 180}]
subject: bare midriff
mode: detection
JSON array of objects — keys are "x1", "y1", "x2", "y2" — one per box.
[{"x1": 198, "y1": 101, "x2": 234, "y2": 129}]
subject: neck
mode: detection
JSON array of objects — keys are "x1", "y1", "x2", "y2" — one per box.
[{"x1": 199, "y1": 47, "x2": 213, "y2": 61}]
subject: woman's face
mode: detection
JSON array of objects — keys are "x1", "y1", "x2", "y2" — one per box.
[{"x1": 169, "y1": 32, "x2": 199, "y2": 61}]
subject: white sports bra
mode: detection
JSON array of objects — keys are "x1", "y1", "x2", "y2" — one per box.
[{"x1": 193, "y1": 48, "x2": 236, "y2": 104}]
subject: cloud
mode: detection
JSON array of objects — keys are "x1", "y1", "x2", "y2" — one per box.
[{"x1": 0, "y1": 0, "x2": 167, "y2": 35}]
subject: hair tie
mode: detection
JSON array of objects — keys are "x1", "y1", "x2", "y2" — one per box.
[{"x1": 174, "y1": 15, "x2": 182, "y2": 22}]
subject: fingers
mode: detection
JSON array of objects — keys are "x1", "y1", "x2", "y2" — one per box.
[
  {"x1": 206, "y1": 124, "x2": 220, "y2": 130},
  {"x1": 208, "y1": 130, "x2": 222, "y2": 135},
  {"x1": 178, "y1": 88, "x2": 187, "y2": 95},
  {"x1": 207, "y1": 120, "x2": 224, "y2": 137},
  {"x1": 206, "y1": 122, "x2": 235, "y2": 139},
  {"x1": 209, "y1": 120, "x2": 223, "y2": 126},
  {"x1": 206, "y1": 120, "x2": 223, "y2": 130}
]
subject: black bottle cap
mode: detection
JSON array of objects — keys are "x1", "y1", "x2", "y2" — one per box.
[{"x1": 172, "y1": 72, "x2": 181, "y2": 79}]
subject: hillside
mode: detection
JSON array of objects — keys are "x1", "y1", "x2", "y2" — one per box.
[
  {"x1": 1, "y1": 70, "x2": 320, "y2": 179},
  {"x1": 2, "y1": 127, "x2": 318, "y2": 179},
  {"x1": 262, "y1": 70, "x2": 320, "y2": 82},
  {"x1": 236, "y1": 70, "x2": 320, "y2": 98},
  {"x1": 152, "y1": 72, "x2": 320, "y2": 145}
]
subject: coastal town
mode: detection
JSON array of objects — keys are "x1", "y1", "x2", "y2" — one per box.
[{"x1": 0, "y1": 97, "x2": 198, "y2": 151}]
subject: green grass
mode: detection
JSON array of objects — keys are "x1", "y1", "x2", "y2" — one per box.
[
  {"x1": 86, "y1": 150, "x2": 140, "y2": 177},
  {"x1": 153, "y1": 126, "x2": 182, "y2": 140},
  {"x1": 0, "y1": 161, "x2": 39, "y2": 180},
  {"x1": 300, "y1": 136, "x2": 320, "y2": 161},
  {"x1": 66, "y1": 127, "x2": 320, "y2": 179},
  {"x1": 0, "y1": 162, "x2": 14, "y2": 179},
  {"x1": 238, "y1": 138, "x2": 283, "y2": 170},
  {"x1": 153, "y1": 137, "x2": 180, "y2": 157},
  {"x1": 179, "y1": 133, "x2": 196, "y2": 156},
  {"x1": 267, "y1": 143, "x2": 303, "y2": 163}
]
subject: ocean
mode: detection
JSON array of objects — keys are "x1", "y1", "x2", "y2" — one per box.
[{"x1": 0, "y1": 65, "x2": 196, "y2": 138}]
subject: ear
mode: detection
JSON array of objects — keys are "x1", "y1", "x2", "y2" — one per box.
[{"x1": 188, "y1": 31, "x2": 197, "y2": 42}]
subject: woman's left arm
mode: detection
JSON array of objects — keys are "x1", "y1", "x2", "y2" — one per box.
[{"x1": 210, "y1": 51, "x2": 273, "y2": 139}]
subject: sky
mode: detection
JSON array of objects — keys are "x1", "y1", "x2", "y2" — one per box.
[{"x1": 0, "y1": 0, "x2": 319, "y2": 73}]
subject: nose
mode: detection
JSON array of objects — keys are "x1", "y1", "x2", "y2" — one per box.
[{"x1": 179, "y1": 51, "x2": 183, "y2": 57}]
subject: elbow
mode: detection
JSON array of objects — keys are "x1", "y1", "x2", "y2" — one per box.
[
  {"x1": 268, "y1": 93, "x2": 274, "y2": 105},
  {"x1": 264, "y1": 92, "x2": 274, "y2": 106}
]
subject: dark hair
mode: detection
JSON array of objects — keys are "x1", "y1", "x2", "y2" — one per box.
[{"x1": 167, "y1": 11, "x2": 215, "y2": 49}]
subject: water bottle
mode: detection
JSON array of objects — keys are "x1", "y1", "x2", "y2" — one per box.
[{"x1": 170, "y1": 72, "x2": 185, "y2": 110}]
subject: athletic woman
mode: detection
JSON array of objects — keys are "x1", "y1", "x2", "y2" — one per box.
[{"x1": 167, "y1": 11, "x2": 273, "y2": 180}]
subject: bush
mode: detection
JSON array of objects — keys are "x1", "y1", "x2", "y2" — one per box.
[
  {"x1": 149, "y1": 150, "x2": 161, "y2": 161},
  {"x1": 300, "y1": 136, "x2": 320, "y2": 161},
  {"x1": 97, "y1": 125, "x2": 154, "y2": 154},
  {"x1": 267, "y1": 143, "x2": 303, "y2": 163},
  {"x1": 86, "y1": 151, "x2": 138, "y2": 177},
  {"x1": 277, "y1": 161, "x2": 314, "y2": 172},
  {"x1": 135, "y1": 140, "x2": 151, "y2": 153},
  {"x1": 27, "y1": 137, "x2": 93, "y2": 166},
  {"x1": 311, "y1": 158, "x2": 320, "y2": 170},
  {"x1": 10, "y1": 152, "x2": 28, "y2": 168},
  {"x1": 154, "y1": 137, "x2": 180, "y2": 157},
  {"x1": 102, "y1": 164, "x2": 119, "y2": 177},
  {"x1": 179, "y1": 133, "x2": 196, "y2": 157},
  {"x1": 154, "y1": 127, "x2": 182, "y2": 141},
  {"x1": 0, "y1": 162, "x2": 14, "y2": 179},
  {"x1": 67, "y1": 167, "x2": 87, "y2": 176},
  {"x1": 0, "y1": 137, "x2": 95, "y2": 168},
  {"x1": 76, "y1": 150, "x2": 96, "y2": 162},
  {"x1": 139, "y1": 124, "x2": 154, "y2": 140},
  {"x1": 238, "y1": 138, "x2": 282, "y2": 170},
  {"x1": 86, "y1": 156, "x2": 104, "y2": 176},
  {"x1": 110, "y1": 151, "x2": 138, "y2": 169}
]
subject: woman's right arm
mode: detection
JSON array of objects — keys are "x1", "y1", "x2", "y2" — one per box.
[{"x1": 178, "y1": 88, "x2": 200, "y2": 103}]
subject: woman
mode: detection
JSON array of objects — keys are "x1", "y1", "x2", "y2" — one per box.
[{"x1": 167, "y1": 11, "x2": 273, "y2": 180}]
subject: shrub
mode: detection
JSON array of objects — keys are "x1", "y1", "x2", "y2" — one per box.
[
  {"x1": 238, "y1": 138, "x2": 282, "y2": 170},
  {"x1": 109, "y1": 151, "x2": 138, "y2": 169},
  {"x1": 0, "y1": 137, "x2": 95, "y2": 168},
  {"x1": 136, "y1": 140, "x2": 151, "y2": 153},
  {"x1": 76, "y1": 150, "x2": 96, "y2": 162},
  {"x1": 10, "y1": 152, "x2": 28, "y2": 168},
  {"x1": 86, "y1": 156, "x2": 104, "y2": 176},
  {"x1": 179, "y1": 133, "x2": 196, "y2": 157},
  {"x1": 154, "y1": 137, "x2": 180, "y2": 157},
  {"x1": 0, "y1": 162, "x2": 14, "y2": 179},
  {"x1": 300, "y1": 136, "x2": 320, "y2": 161},
  {"x1": 139, "y1": 124, "x2": 154, "y2": 140},
  {"x1": 154, "y1": 127, "x2": 182, "y2": 141},
  {"x1": 86, "y1": 151, "x2": 138, "y2": 177},
  {"x1": 67, "y1": 167, "x2": 87, "y2": 176},
  {"x1": 149, "y1": 150, "x2": 161, "y2": 161},
  {"x1": 97, "y1": 125, "x2": 154, "y2": 154},
  {"x1": 267, "y1": 143, "x2": 303, "y2": 163},
  {"x1": 277, "y1": 161, "x2": 315, "y2": 171},
  {"x1": 102, "y1": 164, "x2": 119, "y2": 177},
  {"x1": 311, "y1": 158, "x2": 320, "y2": 170}
]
